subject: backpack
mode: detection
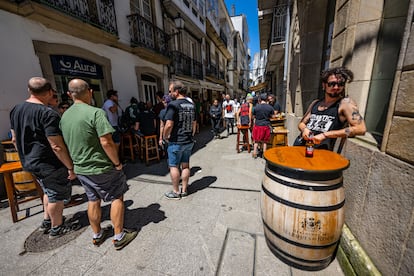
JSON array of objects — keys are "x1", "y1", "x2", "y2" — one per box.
[
  {"x1": 239, "y1": 103, "x2": 250, "y2": 125},
  {"x1": 118, "y1": 110, "x2": 131, "y2": 133}
]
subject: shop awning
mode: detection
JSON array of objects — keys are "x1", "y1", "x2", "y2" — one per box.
[
  {"x1": 199, "y1": 80, "x2": 225, "y2": 91},
  {"x1": 249, "y1": 82, "x2": 267, "y2": 92}
]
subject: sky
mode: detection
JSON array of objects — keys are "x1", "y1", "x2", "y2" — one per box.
[{"x1": 224, "y1": 0, "x2": 260, "y2": 63}]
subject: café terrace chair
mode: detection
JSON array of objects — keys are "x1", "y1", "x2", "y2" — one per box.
[
  {"x1": 12, "y1": 171, "x2": 44, "y2": 210},
  {"x1": 1, "y1": 146, "x2": 44, "y2": 222}
]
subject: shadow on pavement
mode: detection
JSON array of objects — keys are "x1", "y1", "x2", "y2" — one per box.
[
  {"x1": 188, "y1": 176, "x2": 217, "y2": 196},
  {"x1": 21, "y1": 199, "x2": 166, "y2": 253},
  {"x1": 123, "y1": 126, "x2": 215, "y2": 180}
]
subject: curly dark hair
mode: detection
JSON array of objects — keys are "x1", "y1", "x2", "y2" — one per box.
[{"x1": 321, "y1": 67, "x2": 354, "y2": 83}]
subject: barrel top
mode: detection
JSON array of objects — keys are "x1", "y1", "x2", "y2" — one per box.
[{"x1": 264, "y1": 146, "x2": 349, "y2": 172}]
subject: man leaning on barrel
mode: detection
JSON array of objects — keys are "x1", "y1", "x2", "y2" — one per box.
[{"x1": 294, "y1": 67, "x2": 366, "y2": 150}]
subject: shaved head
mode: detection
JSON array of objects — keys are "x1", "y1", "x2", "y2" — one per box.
[
  {"x1": 28, "y1": 77, "x2": 52, "y2": 95},
  {"x1": 68, "y1": 79, "x2": 89, "y2": 99}
]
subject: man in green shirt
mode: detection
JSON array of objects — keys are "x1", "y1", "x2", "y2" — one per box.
[{"x1": 60, "y1": 79, "x2": 137, "y2": 250}]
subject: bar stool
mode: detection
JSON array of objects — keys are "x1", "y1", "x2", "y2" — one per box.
[
  {"x1": 272, "y1": 127, "x2": 289, "y2": 147},
  {"x1": 140, "y1": 135, "x2": 160, "y2": 165},
  {"x1": 236, "y1": 125, "x2": 251, "y2": 153},
  {"x1": 120, "y1": 132, "x2": 135, "y2": 161}
]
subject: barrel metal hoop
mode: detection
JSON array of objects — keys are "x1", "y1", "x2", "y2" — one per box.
[
  {"x1": 262, "y1": 184, "x2": 345, "y2": 212},
  {"x1": 263, "y1": 219, "x2": 338, "y2": 250},
  {"x1": 266, "y1": 163, "x2": 343, "y2": 181},
  {"x1": 264, "y1": 237, "x2": 333, "y2": 271},
  {"x1": 265, "y1": 170, "x2": 343, "y2": 191}
]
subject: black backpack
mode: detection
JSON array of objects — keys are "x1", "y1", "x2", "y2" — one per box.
[{"x1": 239, "y1": 103, "x2": 250, "y2": 125}]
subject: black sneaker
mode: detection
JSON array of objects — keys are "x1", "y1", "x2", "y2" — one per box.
[
  {"x1": 49, "y1": 223, "x2": 73, "y2": 239},
  {"x1": 113, "y1": 229, "x2": 138, "y2": 250},
  {"x1": 180, "y1": 191, "x2": 188, "y2": 198},
  {"x1": 38, "y1": 219, "x2": 51, "y2": 233},
  {"x1": 93, "y1": 225, "x2": 113, "y2": 247}
]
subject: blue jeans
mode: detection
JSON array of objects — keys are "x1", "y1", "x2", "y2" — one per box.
[{"x1": 167, "y1": 142, "x2": 194, "y2": 167}]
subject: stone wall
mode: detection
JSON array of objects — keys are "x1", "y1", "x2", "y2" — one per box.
[{"x1": 342, "y1": 140, "x2": 414, "y2": 276}]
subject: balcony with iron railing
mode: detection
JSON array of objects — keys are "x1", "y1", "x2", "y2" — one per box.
[
  {"x1": 269, "y1": 4, "x2": 287, "y2": 46},
  {"x1": 266, "y1": 4, "x2": 288, "y2": 71},
  {"x1": 170, "y1": 51, "x2": 203, "y2": 79},
  {"x1": 219, "y1": 29, "x2": 228, "y2": 47},
  {"x1": 219, "y1": 70, "x2": 225, "y2": 81},
  {"x1": 30, "y1": 0, "x2": 118, "y2": 35},
  {"x1": 205, "y1": 64, "x2": 218, "y2": 79},
  {"x1": 127, "y1": 13, "x2": 169, "y2": 57}
]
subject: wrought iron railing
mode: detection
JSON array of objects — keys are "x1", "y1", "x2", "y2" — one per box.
[
  {"x1": 219, "y1": 70, "x2": 225, "y2": 80},
  {"x1": 31, "y1": 0, "x2": 118, "y2": 35},
  {"x1": 219, "y1": 29, "x2": 228, "y2": 47},
  {"x1": 127, "y1": 13, "x2": 169, "y2": 57},
  {"x1": 270, "y1": 4, "x2": 287, "y2": 45},
  {"x1": 171, "y1": 51, "x2": 203, "y2": 79},
  {"x1": 205, "y1": 64, "x2": 217, "y2": 79}
]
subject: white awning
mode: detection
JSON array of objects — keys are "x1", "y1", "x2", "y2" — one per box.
[{"x1": 199, "y1": 80, "x2": 225, "y2": 91}]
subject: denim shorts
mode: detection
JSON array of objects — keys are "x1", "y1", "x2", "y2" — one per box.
[
  {"x1": 167, "y1": 142, "x2": 194, "y2": 167},
  {"x1": 77, "y1": 168, "x2": 128, "y2": 202},
  {"x1": 36, "y1": 166, "x2": 72, "y2": 203}
]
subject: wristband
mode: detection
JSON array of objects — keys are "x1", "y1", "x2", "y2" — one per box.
[
  {"x1": 68, "y1": 168, "x2": 74, "y2": 171},
  {"x1": 114, "y1": 163, "x2": 121, "y2": 167}
]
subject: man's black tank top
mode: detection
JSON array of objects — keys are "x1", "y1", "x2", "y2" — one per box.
[{"x1": 306, "y1": 99, "x2": 344, "y2": 150}]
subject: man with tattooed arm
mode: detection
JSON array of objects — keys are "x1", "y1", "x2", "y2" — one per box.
[{"x1": 295, "y1": 67, "x2": 366, "y2": 150}]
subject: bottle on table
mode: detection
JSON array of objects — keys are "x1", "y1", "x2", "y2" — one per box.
[{"x1": 305, "y1": 132, "x2": 314, "y2": 158}]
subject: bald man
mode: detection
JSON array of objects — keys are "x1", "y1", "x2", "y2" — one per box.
[
  {"x1": 60, "y1": 79, "x2": 137, "y2": 250},
  {"x1": 10, "y1": 77, "x2": 75, "y2": 239}
]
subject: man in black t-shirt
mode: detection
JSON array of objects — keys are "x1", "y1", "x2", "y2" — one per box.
[
  {"x1": 163, "y1": 80, "x2": 196, "y2": 200},
  {"x1": 10, "y1": 77, "x2": 76, "y2": 239},
  {"x1": 252, "y1": 93, "x2": 275, "y2": 158}
]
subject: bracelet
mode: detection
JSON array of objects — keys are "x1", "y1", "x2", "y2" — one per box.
[
  {"x1": 114, "y1": 163, "x2": 121, "y2": 167},
  {"x1": 68, "y1": 168, "x2": 74, "y2": 171},
  {"x1": 322, "y1": 133, "x2": 327, "y2": 138}
]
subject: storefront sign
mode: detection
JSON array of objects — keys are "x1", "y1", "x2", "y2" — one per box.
[{"x1": 50, "y1": 55, "x2": 104, "y2": 79}]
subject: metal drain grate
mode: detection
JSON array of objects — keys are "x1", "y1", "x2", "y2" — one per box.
[{"x1": 20, "y1": 212, "x2": 89, "y2": 254}]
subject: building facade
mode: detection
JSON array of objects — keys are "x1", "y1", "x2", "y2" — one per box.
[
  {"x1": 258, "y1": 0, "x2": 414, "y2": 275},
  {"x1": 0, "y1": 0, "x2": 249, "y2": 139}
]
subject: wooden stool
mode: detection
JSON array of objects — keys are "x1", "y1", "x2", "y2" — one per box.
[
  {"x1": 120, "y1": 133, "x2": 135, "y2": 161},
  {"x1": 140, "y1": 135, "x2": 160, "y2": 165},
  {"x1": 237, "y1": 125, "x2": 251, "y2": 153},
  {"x1": 272, "y1": 127, "x2": 289, "y2": 147}
]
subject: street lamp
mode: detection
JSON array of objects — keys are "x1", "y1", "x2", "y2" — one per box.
[{"x1": 174, "y1": 13, "x2": 185, "y2": 30}]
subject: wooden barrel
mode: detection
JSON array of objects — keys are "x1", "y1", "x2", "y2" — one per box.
[
  {"x1": 12, "y1": 171, "x2": 37, "y2": 192},
  {"x1": 262, "y1": 146, "x2": 349, "y2": 271}
]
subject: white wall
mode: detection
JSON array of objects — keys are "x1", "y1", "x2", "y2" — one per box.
[{"x1": 0, "y1": 10, "x2": 163, "y2": 140}]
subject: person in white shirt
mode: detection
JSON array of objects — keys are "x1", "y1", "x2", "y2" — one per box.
[
  {"x1": 222, "y1": 94, "x2": 235, "y2": 136},
  {"x1": 102, "y1": 89, "x2": 121, "y2": 147}
]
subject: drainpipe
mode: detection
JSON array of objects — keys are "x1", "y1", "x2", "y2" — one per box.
[
  {"x1": 283, "y1": 0, "x2": 293, "y2": 116},
  {"x1": 283, "y1": 0, "x2": 290, "y2": 82}
]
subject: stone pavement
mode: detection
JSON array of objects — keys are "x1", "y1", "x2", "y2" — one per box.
[{"x1": 0, "y1": 126, "x2": 345, "y2": 275}]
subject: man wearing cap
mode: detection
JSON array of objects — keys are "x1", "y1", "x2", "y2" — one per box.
[{"x1": 252, "y1": 93, "x2": 275, "y2": 158}]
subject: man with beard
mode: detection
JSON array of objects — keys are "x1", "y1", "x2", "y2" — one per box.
[{"x1": 295, "y1": 67, "x2": 366, "y2": 150}]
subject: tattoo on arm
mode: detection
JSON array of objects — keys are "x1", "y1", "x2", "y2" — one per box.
[{"x1": 351, "y1": 108, "x2": 363, "y2": 123}]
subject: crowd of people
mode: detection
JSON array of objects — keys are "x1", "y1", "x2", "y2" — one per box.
[{"x1": 8, "y1": 66, "x2": 365, "y2": 251}]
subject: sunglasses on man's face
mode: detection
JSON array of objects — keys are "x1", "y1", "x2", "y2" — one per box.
[{"x1": 326, "y1": 81, "x2": 345, "y2": 87}]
